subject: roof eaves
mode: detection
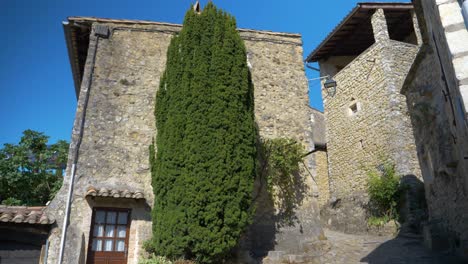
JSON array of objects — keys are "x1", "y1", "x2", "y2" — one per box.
[
  {"x1": 63, "y1": 21, "x2": 81, "y2": 99},
  {"x1": 305, "y1": 2, "x2": 413, "y2": 62},
  {"x1": 305, "y1": 5, "x2": 361, "y2": 62}
]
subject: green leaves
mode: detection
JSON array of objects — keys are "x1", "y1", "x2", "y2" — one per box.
[
  {"x1": 0, "y1": 130, "x2": 68, "y2": 206},
  {"x1": 150, "y1": 3, "x2": 256, "y2": 263},
  {"x1": 259, "y1": 138, "x2": 306, "y2": 225},
  {"x1": 367, "y1": 162, "x2": 401, "y2": 220}
]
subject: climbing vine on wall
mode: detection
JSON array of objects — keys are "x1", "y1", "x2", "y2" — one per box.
[{"x1": 259, "y1": 138, "x2": 306, "y2": 225}]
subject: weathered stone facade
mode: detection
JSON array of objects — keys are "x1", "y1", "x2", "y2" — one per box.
[
  {"x1": 310, "y1": 6, "x2": 422, "y2": 233},
  {"x1": 45, "y1": 18, "x2": 322, "y2": 264},
  {"x1": 308, "y1": 108, "x2": 329, "y2": 208},
  {"x1": 403, "y1": 0, "x2": 468, "y2": 258}
]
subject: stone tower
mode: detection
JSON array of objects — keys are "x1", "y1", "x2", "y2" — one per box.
[{"x1": 306, "y1": 3, "x2": 423, "y2": 233}]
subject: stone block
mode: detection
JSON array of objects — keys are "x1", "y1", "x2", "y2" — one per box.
[
  {"x1": 438, "y1": 2, "x2": 464, "y2": 27},
  {"x1": 460, "y1": 85, "x2": 468, "y2": 110},
  {"x1": 266, "y1": 251, "x2": 286, "y2": 261},
  {"x1": 446, "y1": 30, "x2": 468, "y2": 56},
  {"x1": 436, "y1": 0, "x2": 458, "y2": 5},
  {"x1": 286, "y1": 254, "x2": 321, "y2": 264},
  {"x1": 453, "y1": 56, "x2": 468, "y2": 81}
]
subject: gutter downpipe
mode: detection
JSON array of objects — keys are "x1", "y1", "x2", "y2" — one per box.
[
  {"x1": 57, "y1": 21, "x2": 99, "y2": 264},
  {"x1": 57, "y1": 164, "x2": 76, "y2": 264},
  {"x1": 43, "y1": 239, "x2": 49, "y2": 264}
]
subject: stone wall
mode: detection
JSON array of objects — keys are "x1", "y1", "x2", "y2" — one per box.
[
  {"x1": 314, "y1": 150, "x2": 329, "y2": 208},
  {"x1": 403, "y1": 0, "x2": 468, "y2": 258},
  {"x1": 237, "y1": 27, "x2": 322, "y2": 263},
  {"x1": 46, "y1": 21, "x2": 322, "y2": 264},
  {"x1": 308, "y1": 108, "x2": 329, "y2": 208},
  {"x1": 435, "y1": 0, "x2": 468, "y2": 110},
  {"x1": 45, "y1": 23, "x2": 175, "y2": 264},
  {"x1": 318, "y1": 9, "x2": 421, "y2": 233}
]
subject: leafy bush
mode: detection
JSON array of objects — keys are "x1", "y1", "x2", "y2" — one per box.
[
  {"x1": 174, "y1": 260, "x2": 197, "y2": 264},
  {"x1": 367, "y1": 215, "x2": 391, "y2": 228},
  {"x1": 138, "y1": 255, "x2": 173, "y2": 264},
  {"x1": 367, "y1": 162, "x2": 401, "y2": 222},
  {"x1": 259, "y1": 138, "x2": 306, "y2": 224},
  {"x1": 149, "y1": 2, "x2": 256, "y2": 263}
]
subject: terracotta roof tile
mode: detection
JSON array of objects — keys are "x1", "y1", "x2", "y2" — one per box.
[
  {"x1": 0, "y1": 206, "x2": 54, "y2": 225},
  {"x1": 86, "y1": 186, "x2": 145, "y2": 200}
]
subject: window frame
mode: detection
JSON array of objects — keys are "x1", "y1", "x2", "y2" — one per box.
[{"x1": 87, "y1": 207, "x2": 132, "y2": 263}]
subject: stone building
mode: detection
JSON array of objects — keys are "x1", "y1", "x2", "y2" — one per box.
[
  {"x1": 37, "y1": 15, "x2": 322, "y2": 264},
  {"x1": 305, "y1": 2, "x2": 423, "y2": 233},
  {"x1": 402, "y1": 0, "x2": 468, "y2": 257}
]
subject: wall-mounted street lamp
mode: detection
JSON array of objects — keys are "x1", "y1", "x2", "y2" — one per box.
[
  {"x1": 323, "y1": 77, "x2": 337, "y2": 97},
  {"x1": 309, "y1": 75, "x2": 337, "y2": 97}
]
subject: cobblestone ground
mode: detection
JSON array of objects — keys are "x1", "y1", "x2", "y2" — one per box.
[{"x1": 320, "y1": 229, "x2": 464, "y2": 264}]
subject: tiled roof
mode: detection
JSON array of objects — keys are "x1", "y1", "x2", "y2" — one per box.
[
  {"x1": 0, "y1": 205, "x2": 54, "y2": 225},
  {"x1": 86, "y1": 187, "x2": 145, "y2": 200}
]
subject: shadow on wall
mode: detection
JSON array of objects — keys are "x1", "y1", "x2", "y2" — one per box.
[
  {"x1": 398, "y1": 175, "x2": 427, "y2": 234},
  {"x1": 361, "y1": 175, "x2": 464, "y2": 264},
  {"x1": 239, "y1": 125, "x2": 310, "y2": 261},
  {"x1": 79, "y1": 233, "x2": 86, "y2": 264}
]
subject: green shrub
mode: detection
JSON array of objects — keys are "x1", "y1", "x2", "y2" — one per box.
[
  {"x1": 1, "y1": 197, "x2": 23, "y2": 206},
  {"x1": 149, "y1": 2, "x2": 256, "y2": 263},
  {"x1": 367, "y1": 162, "x2": 401, "y2": 221},
  {"x1": 138, "y1": 255, "x2": 173, "y2": 264},
  {"x1": 367, "y1": 215, "x2": 391, "y2": 228}
]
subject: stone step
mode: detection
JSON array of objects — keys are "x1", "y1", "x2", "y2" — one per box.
[
  {"x1": 266, "y1": 251, "x2": 286, "y2": 261},
  {"x1": 286, "y1": 254, "x2": 321, "y2": 264}
]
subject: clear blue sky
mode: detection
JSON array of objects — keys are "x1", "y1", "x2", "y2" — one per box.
[{"x1": 0, "y1": 0, "x2": 408, "y2": 146}]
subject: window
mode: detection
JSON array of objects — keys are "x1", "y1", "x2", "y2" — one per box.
[
  {"x1": 87, "y1": 208, "x2": 131, "y2": 264},
  {"x1": 350, "y1": 103, "x2": 358, "y2": 114},
  {"x1": 348, "y1": 99, "x2": 360, "y2": 116}
]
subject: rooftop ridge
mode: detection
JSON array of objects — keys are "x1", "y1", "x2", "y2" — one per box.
[{"x1": 67, "y1": 16, "x2": 302, "y2": 38}]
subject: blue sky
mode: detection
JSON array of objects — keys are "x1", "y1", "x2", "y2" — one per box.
[{"x1": 0, "y1": 0, "x2": 408, "y2": 146}]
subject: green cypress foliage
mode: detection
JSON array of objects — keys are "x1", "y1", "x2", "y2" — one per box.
[{"x1": 149, "y1": 3, "x2": 256, "y2": 263}]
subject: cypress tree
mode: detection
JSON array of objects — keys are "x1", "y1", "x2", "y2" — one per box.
[{"x1": 150, "y1": 3, "x2": 256, "y2": 263}]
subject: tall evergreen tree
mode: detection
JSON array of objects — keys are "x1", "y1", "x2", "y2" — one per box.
[{"x1": 150, "y1": 3, "x2": 256, "y2": 263}]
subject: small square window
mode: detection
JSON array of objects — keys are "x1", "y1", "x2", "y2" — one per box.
[
  {"x1": 348, "y1": 101, "x2": 360, "y2": 116},
  {"x1": 350, "y1": 103, "x2": 358, "y2": 114}
]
